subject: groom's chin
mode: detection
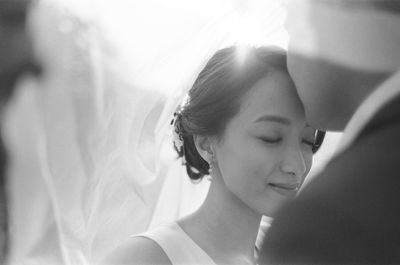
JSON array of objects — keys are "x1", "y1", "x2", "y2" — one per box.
[{"x1": 304, "y1": 108, "x2": 347, "y2": 132}]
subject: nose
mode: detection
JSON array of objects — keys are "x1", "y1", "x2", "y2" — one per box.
[{"x1": 280, "y1": 146, "x2": 307, "y2": 179}]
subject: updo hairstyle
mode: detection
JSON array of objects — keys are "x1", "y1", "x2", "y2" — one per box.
[{"x1": 172, "y1": 46, "x2": 324, "y2": 181}]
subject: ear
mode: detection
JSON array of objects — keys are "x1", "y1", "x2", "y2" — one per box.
[{"x1": 193, "y1": 135, "x2": 214, "y2": 163}]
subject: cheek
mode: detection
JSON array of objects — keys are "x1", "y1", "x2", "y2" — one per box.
[
  {"x1": 288, "y1": 55, "x2": 317, "y2": 105},
  {"x1": 288, "y1": 54, "x2": 339, "y2": 129},
  {"x1": 218, "y1": 141, "x2": 275, "y2": 195}
]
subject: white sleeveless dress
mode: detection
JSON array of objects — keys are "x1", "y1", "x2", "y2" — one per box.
[{"x1": 134, "y1": 222, "x2": 217, "y2": 265}]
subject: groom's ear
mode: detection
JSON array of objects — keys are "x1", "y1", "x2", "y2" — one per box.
[{"x1": 193, "y1": 135, "x2": 213, "y2": 163}]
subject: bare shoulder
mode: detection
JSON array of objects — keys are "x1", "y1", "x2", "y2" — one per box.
[{"x1": 100, "y1": 236, "x2": 172, "y2": 265}]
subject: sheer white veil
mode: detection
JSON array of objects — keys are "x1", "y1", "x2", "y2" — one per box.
[{"x1": 2, "y1": 0, "x2": 287, "y2": 264}]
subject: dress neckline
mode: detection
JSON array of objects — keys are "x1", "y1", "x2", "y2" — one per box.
[{"x1": 170, "y1": 221, "x2": 217, "y2": 264}]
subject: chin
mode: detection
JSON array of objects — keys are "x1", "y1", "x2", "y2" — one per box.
[
  {"x1": 305, "y1": 107, "x2": 348, "y2": 132},
  {"x1": 259, "y1": 205, "x2": 281, "y2": 218},
  {"x1": 262, "y1": 209, "x2": 279, "y2": 219}
]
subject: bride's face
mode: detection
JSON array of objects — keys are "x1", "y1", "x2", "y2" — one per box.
[{"x1": 213, "y1": 71, "x2": 314, "y2": 217}]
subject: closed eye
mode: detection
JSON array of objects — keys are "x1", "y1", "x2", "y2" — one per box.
[{"x1": 260, "y1": 137, "x2": 282, "y2": 144}]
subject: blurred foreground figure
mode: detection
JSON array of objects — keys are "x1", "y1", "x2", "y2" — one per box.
[
  {"x1": 0, "y1": 0, "x2": 39, "y2": 263},
  {"x1": 260, "y1": 0, "x2": 400, "y2": 264}
]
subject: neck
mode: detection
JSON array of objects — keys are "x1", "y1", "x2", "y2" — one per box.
[{"x1": 179, "y1": 176, "x2": 262, "y2": 264}]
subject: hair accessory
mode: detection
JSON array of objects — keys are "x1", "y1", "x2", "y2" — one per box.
[{"x1": 171, "y1": 110, "x2": 185, "y2": 164}]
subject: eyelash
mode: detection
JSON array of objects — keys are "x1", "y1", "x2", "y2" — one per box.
[
  {"x1": 260, "y1": 138, "x2": 315, "y2": 147},
  {"x1": 260, "y1": 137, "x2": 282, "y2": 144}
]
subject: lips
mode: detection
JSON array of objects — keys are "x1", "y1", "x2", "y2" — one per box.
[
  {"x1": 268, "y1": 182, "x2": 301, "y2": 197},
  {"x1": 269, "y1": 182, "x2": 300, "y2": 190}
]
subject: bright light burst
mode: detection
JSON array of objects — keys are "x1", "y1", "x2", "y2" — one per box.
[{"x1": 51, "y1": 0, "x2": 288, "y2": 95}]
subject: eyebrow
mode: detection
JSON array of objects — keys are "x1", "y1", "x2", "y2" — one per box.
[{"x1": 253, "y1": 115, "x2": 291, "y2": 125}]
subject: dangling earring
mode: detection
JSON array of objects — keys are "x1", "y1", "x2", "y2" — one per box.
[{"x1": 206, "y1": 153, "x2": 214, "y2": 181}]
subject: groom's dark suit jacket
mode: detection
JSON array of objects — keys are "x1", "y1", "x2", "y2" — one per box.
[{"x1": 259, "y1": 93, "x2": 400, "y2": 264}]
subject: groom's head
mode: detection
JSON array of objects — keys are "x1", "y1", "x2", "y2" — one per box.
[{"x1": 286, "y1": 0, "x2": 400, "y2": 131}]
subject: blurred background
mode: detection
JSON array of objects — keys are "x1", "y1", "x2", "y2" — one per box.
[{"x1": 2, "y1": 0, "x2": 341, "y2": 264}]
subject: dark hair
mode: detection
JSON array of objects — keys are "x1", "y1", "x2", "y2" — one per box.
[
  {"x1": 0, "y1": 0, "x2": 42, "y2": 108},
  {"x1": 172, "y1": 46, "x2": 324, "y2": 181}
]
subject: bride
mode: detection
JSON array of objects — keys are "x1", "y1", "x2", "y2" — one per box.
[{"x1": 101, "y1": 45, "x2": 324, "y2": 265}]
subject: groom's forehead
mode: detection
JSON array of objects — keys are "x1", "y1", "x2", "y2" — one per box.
[{"x1": 311, "y1": 0, "x2": 400, "y2": 14}]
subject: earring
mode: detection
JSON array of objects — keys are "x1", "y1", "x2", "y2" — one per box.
[{"x1": 206, "y1": 153, "x2": 214, "y2": 181}]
